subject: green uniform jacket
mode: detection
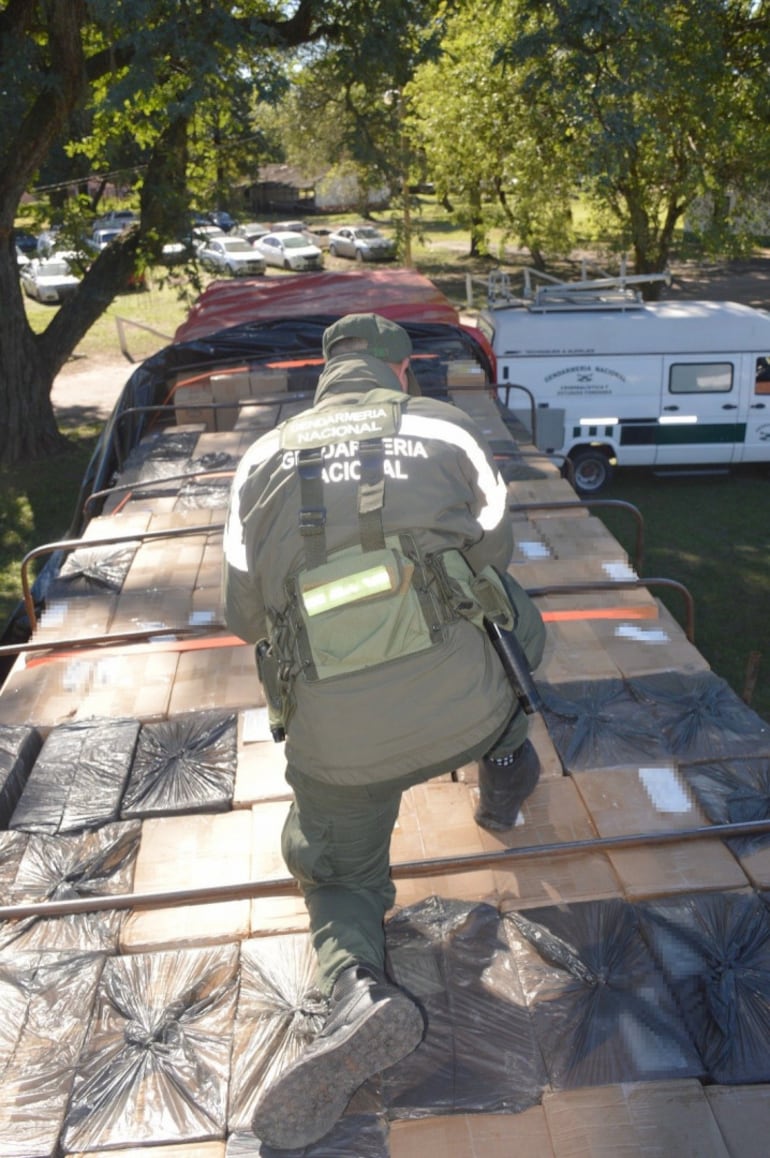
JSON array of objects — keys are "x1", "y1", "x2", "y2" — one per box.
[{"x1": 223, "y1": 352, "x2": 525, "y2": 785}]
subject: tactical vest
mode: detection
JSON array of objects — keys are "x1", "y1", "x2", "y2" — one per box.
[{"x1": 257, "y1": 389, "x2": 515, "y2": 735}]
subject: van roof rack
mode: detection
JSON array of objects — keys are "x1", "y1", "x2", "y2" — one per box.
[{"x1": 486, "y1": 260, "x2": 671, "y2": 311}]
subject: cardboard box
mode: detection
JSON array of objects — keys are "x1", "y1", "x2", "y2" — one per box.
[
  {"x1": 390, "y1": 781, "x2": 499, "y2": 908},
  {"x1": 249, "y1": 800, "x2": 308, "y2": 934},
  {"x1": 233, "y1": 709, "x2": 292, "y2": 806},
  {"x1": 68, "y1": 1145, "x2": 225, "y2": 1158},
  {"x1": 705, "y1": 1084, "x2": 770, "y2": 1158},
  {"x1": 542, "y1": 1080, "x2": 729, "y2": 1157},
  {"x1": 389, "y1": 1107, "x2": 555, "y2": 1157},
  {"x1": 168, "y1": 640, "x2": 259, "y2": 716},
  {"x1": 210, "y1": 371, "x2": 252, "y2": 432},
  {"x1": 574, "y1": 766, "x2": 749, "y2": 899},
  {"x1": 480, "y1": 774, "x2": 622, "y2": 910},
  {"x1": 121, "y1": 810, "x2": 254, "y2": 950},
  {"x1": 174, "y1": 381, "x2": 217, "y2": 429}
]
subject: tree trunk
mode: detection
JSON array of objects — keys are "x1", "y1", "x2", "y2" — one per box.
[
  {"x1": 0, "y1": 262, "x2": 66, "y2": 466},
  {"x1": 0, "y1": 229, "x2": 141, "y2": 468}
]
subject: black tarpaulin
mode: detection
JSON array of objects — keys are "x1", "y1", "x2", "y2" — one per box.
[
  {"x1": 681, "y1": 756, "x2": 770, "y2": 856},
  {"x1": 0, "y1": 821, "x2": 140, "y2": 954},
  {"x1": 383, "y1": 896, "x2": 546, "y2": 1117},
  {"x1": 0, "y1": 725, "x2": 41, "y2": 828},
  {"x1": 121, "y1": 711, "x2": 237, "y2": 818},
  {"x1": 637, "y1": 891, "x2": 770, "y2": 1085},
  {"x1": 0, "y1": 949, "x2": 104, "y2": 1157},
  {"x1": 10, "y1": 718, "x2": 140, "y2": 835},
  {"x1": 62, "y1": 943, "x2": 239, "y2": 1152},
  {"x1": 505, "y1": 898, "x2": 704, "y2": 1090}
]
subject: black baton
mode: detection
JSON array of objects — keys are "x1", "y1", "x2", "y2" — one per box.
[{"x1": 484, "y1": 618, "x2": 543, "y2": 715}]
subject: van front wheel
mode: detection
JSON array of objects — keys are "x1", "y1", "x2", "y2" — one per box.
[{"x1": 569, "y1": 448, "x2": 614, "y2": 495}]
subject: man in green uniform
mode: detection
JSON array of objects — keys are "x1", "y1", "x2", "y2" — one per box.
[{"x1": 223, "y1": 313, "x2": 545, "y2": 1150}]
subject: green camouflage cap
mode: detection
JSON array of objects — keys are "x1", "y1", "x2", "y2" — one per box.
[{"x1": 322, "y1": 313, "x2": 413, "y2": 363}]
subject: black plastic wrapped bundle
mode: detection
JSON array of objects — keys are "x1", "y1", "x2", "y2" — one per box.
[
  {"x1": 10, "y1": 717, "x2": 140, "y2": 835},
  {"x1": 0, "y1": 821, "x2": 141, "y2": 954},
  {"x1": 177, "y1": 451, "x2": 240, "y2": 510},
  {"x1": 62, "y1": 943, "x2": 239, "y2": 1152},
  {"x1": 383, "y1": 897, "x2": 546, "y2": 1117},
  {"x1": 229, "y1": 934, "x2": 328, "y2": 1134},
  {"x1": 121, "y1": 710, "x2": 237, "y2": 818},
  {"x1": 627, "y1": 671, "x2": 770, "y2": 761},
  {"x1": 681, "y1": 756, "x2": 770, "y2": 856},
  {"x1": 0, "y1": 949, "x2": 104, "y2": 1157},
  {"x1": 0, "y1": 724, "x2": 41, "y2": 828},
  {"x1": 540, "y1": 678, "x2": 668, "y2": 772},
  {"x1": 505, "y1": 897, "x2": 704, "y2": 1090},
  {"x1": 637, "y1": 890, "x2": 770, "y2": 1085},
  {"x1": 119, "y1": 426, "x2": 201, "y2": 480},
  {"x1": 228, "y1": 1114, "x2": 390, "y2": 1157}
]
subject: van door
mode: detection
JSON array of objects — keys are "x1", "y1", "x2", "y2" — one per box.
[
  {"x1": 656, "y1": 357, "x2": 740, "y2": 466},
  {"x1": 738, "y1": 354, "x2": 770, "y2": 462}
]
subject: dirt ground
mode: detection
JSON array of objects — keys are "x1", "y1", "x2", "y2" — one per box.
[{"x1": 50, "y1": 251, "x2": 770, "y2": 424}]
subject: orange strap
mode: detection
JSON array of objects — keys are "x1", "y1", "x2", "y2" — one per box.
[{"x1": 26, "y1": 633, "x2": 247, "y2": 669}]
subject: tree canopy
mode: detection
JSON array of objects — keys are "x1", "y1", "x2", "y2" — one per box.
[{"x1": 4, "y1": 0, "x2": 770, "y2": 469}]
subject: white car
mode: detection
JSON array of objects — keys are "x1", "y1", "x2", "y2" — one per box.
[
  {"x1": 253, "y1": 230, "x2": 324, "y2": 272},
  {"x1": 328, "y1": 225, "x2": 396, "y2": 262},
  {"x1": 234, "y1": 221, "x2": 270, "y2": 243},
  {"x1": 20, "y1": 255, "x2": 81, "y2": 303},
  {"x1": 198, "y1": 236, "x2": 266, "y2": 277}
]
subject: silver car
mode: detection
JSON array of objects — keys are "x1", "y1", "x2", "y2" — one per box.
[
  {"x1": 198, "y1": 236, "x2": 266, "y2": 276},
  {"x1": 254, "y1": 231, "x2": 324, "y2": 271},
  {"x1": 328, "y1": 225, "x2": 395, "y2": 262},
  {"x1": 20, "y1": 255, "x2": 81, "y2": 303}
]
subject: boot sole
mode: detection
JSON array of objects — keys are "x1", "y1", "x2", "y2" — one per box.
[{"x1": 252, "y1": 990, "x2": 424, "y2": 1150}]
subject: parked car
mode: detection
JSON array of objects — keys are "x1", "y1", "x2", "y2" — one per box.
[
  {"x1": 36, "y1": 226, "x2": 63, "y2": 257},
  {"x1": 191, "y1": 224, "x2": 226, "y2": 249},
  {"x1": 328, "y1": 225, "x2": 396, "y2": 262},
  {"x1": 253, "y1": 230, "x2": 324, "y2": 271},
  {"x1": 197, "y1": 236, "x2": 266, "y2": 277},
  {"x1": 92, "y1": 209, "x2": 138, "y2": 231},
  {"x1": 87, "y1": 227, "x2": 123, "y2": 254},
  {"x1": 206, "y1": 210, "x2": 237, "y2": 232},
  {"x1": 20, "y1": 254, "x2": 81, "y2": 303},
  {"x1": 15, "y1": 246, "x2": 30, "y2": 270},
  {"x1": 13, "y1": 229, "x2": 39, "y2": 256},
  {"x1": 234, "y1": 221, "x2": 270, "y2": 243}
]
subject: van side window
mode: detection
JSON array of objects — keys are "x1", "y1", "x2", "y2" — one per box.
[
  {"x1": 669, "y1": 362, "x2": 733, "y2": 394},
  {"x1": 756, "y1": 356, "x2": 770, "y2": 394}
]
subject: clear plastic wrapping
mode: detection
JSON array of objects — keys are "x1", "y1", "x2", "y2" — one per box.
[
  {"x1": 0, "y1": 725, "x2": 41, "y2": 828},
  {"x1": 383, "y1": 896, "x2": 546, "y2": 1117},
  {"x1": 0, "y1": 821, "x2": 140, "y2": 954},
  {"x1": 227, "y1": 1113, "x2": 389, "y2": 1156},
  {"x1": 505, "y1": 897, "x2": 704, "y2": 1089},
  {"x1": 177, "y1": 451, "x2": 240, "y2": 510},
  {"x1": 50, "y1": 542, "x2": 138, "y2": 597},
  {"x1": 0, "y1": 949, "x2": 105, "y2": 1157},
  {"x1": 10, "y1": 718, "x2": 140, "y2": 835},
  {"x1": 638, "y1": 890, "x2": 770, "y2": 1084},
  {"x1": 62, "y1": 943, "x2": 239, "y2": 1152},
  {"x1": 228, "y1": 933, "x2": 327, "y2": 1134},
  {"x1": 121, "y1": 710, "x2": 237, "y2": 818}
]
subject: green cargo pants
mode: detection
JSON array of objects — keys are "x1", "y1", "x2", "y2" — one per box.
[{"x1": 280, "y1": 570, "x2": 545, "y2": 994}]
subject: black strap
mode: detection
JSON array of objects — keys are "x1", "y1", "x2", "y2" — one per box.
[
  {"x1": 297, "y1": 447, "x2": 327, "y2": 568},
  {"x1": 357, "y1": 438, "x2": 387, "y2": 552}
]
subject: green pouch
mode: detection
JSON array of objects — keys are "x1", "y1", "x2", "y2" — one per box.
[
  {"x1": 295, "y1": 541, "x2": 436, "y2": 679},
  {"x1": 436, "y1": 552, "x2": 515, "y2": 632}
]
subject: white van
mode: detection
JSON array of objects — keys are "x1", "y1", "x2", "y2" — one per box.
[{"x1": 477, "y1": 275, "x2": 770, "y2": 493}]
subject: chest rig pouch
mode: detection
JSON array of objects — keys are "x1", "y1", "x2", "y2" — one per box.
[{"x1": 276, "y1": 389, "x2": 448, "y2": 682}]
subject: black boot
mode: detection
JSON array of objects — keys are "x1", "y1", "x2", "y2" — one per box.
[
  {"x1": 251, "y1": 964, "x2": 424, "y2": 1151},
  {"x1": 474, "y1": 739, "x2": 540, "y2": 832}
]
